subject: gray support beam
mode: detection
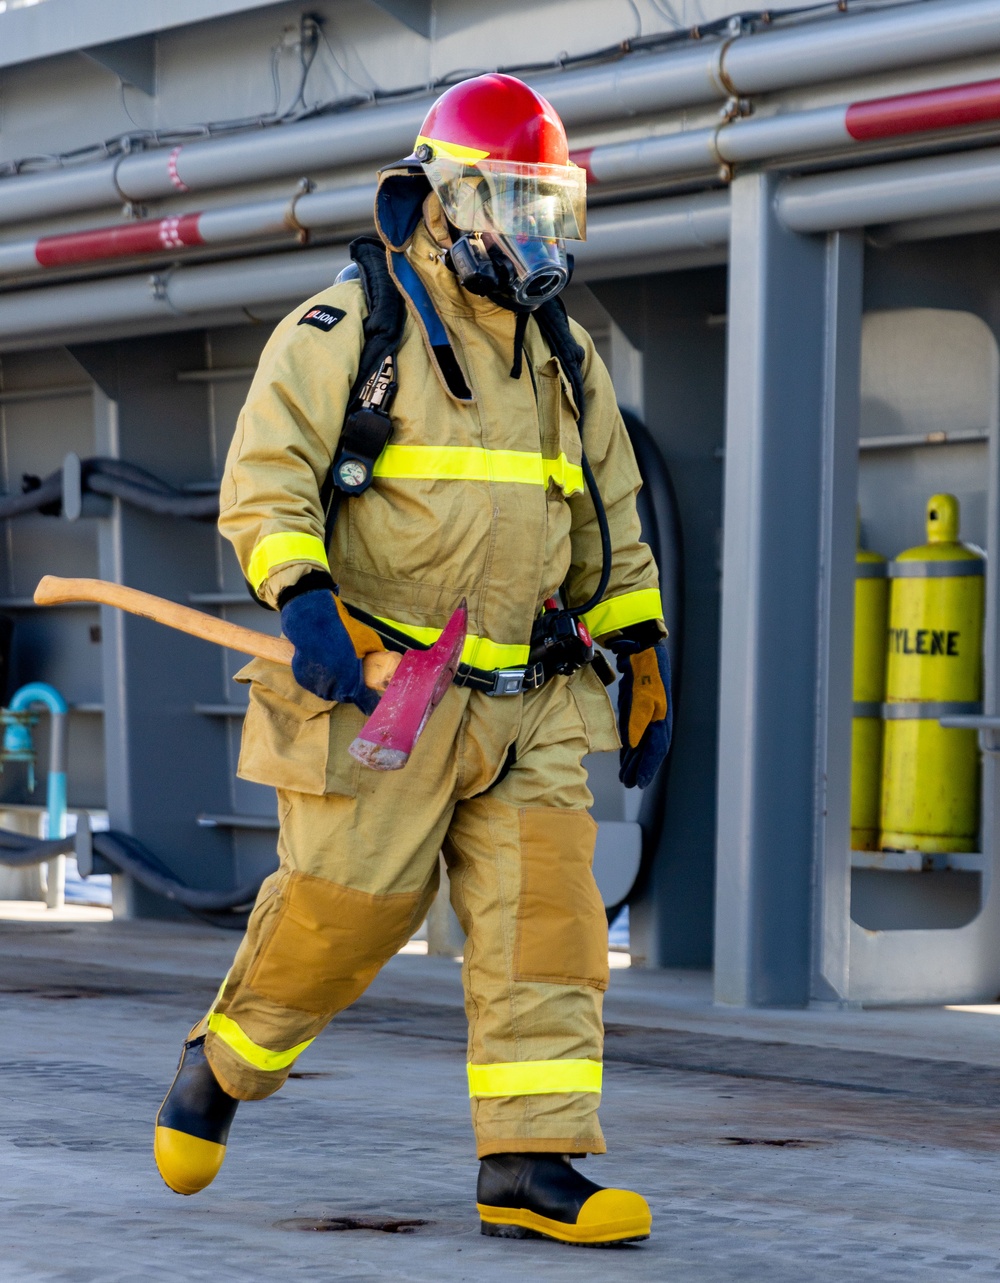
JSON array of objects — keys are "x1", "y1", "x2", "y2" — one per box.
[
  {"x1": 593, "y1": 267, "x2": 728, "y2": 969},
  {"x1": 714, "y1": 171, "x2": 863, "y2": 1007},
  {"x1": 810, "y1": 235, "x2": 864, "y2": 1006},
  {"x1": 77, "y1": 334, "x2": 236, "y2": 918}
]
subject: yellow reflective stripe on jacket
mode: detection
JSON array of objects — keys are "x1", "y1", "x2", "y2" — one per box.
[
  {"x1": 375, "y1": 614, "x2": 529, "y2": 671},
  {"x1": 372, "y1": 445, "x2": 585, "y2": 497},
  {"x1": 581, "y1": 588, "x2": 664, "y2": 639},
  {"x1": 467, "y1": 1059, "x2": 603, "y2": 1098},
  {"x1": 207, "y1": 1010, "x2": 314, "y2": 1072},
  {"x1": 247, "y1": 532, "x2": 329, "y2": 592}
]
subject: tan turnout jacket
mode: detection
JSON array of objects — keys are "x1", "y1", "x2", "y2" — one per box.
[{"x1": 220, "y1": 198, "x2": 663, "y2": 788}]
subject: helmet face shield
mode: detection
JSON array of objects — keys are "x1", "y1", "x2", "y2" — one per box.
[{"x1": 421, "y1": 155, "x2": 587, "y2": 241}]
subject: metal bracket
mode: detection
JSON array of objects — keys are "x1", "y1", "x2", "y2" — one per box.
[
  {"x1": 285, "y1": 178, "x2": 316, "y2": 245},
  {"x1": 74, "y1": 811, "x2": 115, "y2": 878},
  {"x1": 938, "y1": 713, "x2": 1000, "y2": 752},
  {"x1": 61, "y1": 453, "x2": 111, "y2": 521}
]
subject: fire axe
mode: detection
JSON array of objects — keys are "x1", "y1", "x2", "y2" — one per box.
[{"x1": 33, "y1": 576, "x2": 466, "y2": 771}]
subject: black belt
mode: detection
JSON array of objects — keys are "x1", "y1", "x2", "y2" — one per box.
[
  {"x1": 343, "y1": 603, "x2": 550, "y2": 697},
  {"x1": 455, "y1": 661, "x2": 546, "y2": 696}
]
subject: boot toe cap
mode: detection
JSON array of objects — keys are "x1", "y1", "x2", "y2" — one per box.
[
  {"x1": 575, "y1": 1188, "x2": 652, "y2": 1242},
  {"x1": 154, "y1": 1125, "x2": 226, "y2": 1196},
  {"x1": 478, "y1": 1187, "x2": 652, "y2": 1245}
]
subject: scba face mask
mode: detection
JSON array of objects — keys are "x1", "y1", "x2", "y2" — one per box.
[{"x1": 447, "y1": 229, "x2": 570, "y2": 310}]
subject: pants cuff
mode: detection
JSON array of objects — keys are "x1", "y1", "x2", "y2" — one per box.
[
  {"x1": 476, "y1": 1136, "x2": 607, "y2": 1158},
  {"x1": 203, "y1": 1032, "x2": 289, "y2": 1102}
]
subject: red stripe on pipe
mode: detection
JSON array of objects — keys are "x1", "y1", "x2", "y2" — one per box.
[
  {"x1": 847, "y1": 79, "x2": 1000, "y2": 142},
  {"x1": 570, "y1": 148, "x2": 596, "y2": 183},
  {"x1": 35, "y1": 214, "x2": 204, "y2": 267}
]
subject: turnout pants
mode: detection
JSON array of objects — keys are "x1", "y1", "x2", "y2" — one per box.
[{"x1": 194, "y1": 669, "x2": 614, "y2": 1157}]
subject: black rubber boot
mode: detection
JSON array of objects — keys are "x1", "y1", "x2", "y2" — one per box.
[
  {"x1": 154, "y1": 1035, "x2": 239, "y2": 1195},
  {"x1": 477, "y1": 1153, "x2": 651, "y2": 1246}
]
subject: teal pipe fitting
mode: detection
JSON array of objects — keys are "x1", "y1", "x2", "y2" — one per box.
[
  {"x1": 7, "y1": 683, "x2": 69, "y2": 842},
  {"x1": 5, "y1": 684, "x2": 69, "y2": 909},
  {"x1": 0, "y1": 708, "x2": 39, "y2": 791}
]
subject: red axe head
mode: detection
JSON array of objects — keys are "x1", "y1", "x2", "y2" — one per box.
[{"x1": 348, "y1": 600, "x2": 467, "y2": 771}]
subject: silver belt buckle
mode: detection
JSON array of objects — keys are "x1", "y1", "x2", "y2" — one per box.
[{"x1": 490, "y1": 668, "x2": 525, "y2": 697}]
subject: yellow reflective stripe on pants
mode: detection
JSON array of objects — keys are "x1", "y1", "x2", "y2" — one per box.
[
  {"x1": 374, "y1": 613, "x2": 529, "y2": 671},
  {"x1": 581, "y1": 587, "x2": 664, "y2": 639},
  {"x1": 247, "y1": 532, "x2": 329, "y2": 593},
  {"x1": 467, "y1": 1059, "x2": 603, "y2": 1098},
  {"x1": 207, "y1": 1010, "x2": 314, "y2": 1072},
  {"x1": 372, "y1": 445, "x2": 585, "y2": 497}
]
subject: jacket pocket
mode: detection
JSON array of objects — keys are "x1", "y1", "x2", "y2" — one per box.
[
  {"x1": 235, "y1": 657, "x2": 364, "y2": 797},
  {"x1": 536, "y1": 359, "x2": 583, "y2": 496},
  {"x1": 568, "y1": 663, "x2": 621, "y2": 754}
]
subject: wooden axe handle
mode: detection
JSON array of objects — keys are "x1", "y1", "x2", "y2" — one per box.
[{"x1": 33, "y1": 576, "x2": 400, "y2": 694}]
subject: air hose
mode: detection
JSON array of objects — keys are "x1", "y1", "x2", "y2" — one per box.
[
  {"x1": 0, "y1": 824, "x2": 262, "y2": 927},
  {"x1": 610, "y1": 410, "x2": 685, "y2": 921},
  {"x1": 0, "y1": 457, "x2": 219, "y2": 522}
]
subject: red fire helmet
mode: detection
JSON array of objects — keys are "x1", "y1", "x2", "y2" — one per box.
[{"x1": 414, "y1": 74, "x2": 586, "y2": 241}]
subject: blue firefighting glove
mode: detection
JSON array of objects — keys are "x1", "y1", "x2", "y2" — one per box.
[
  {"x1": 611, "y1": 632, "x2": 672, "y2": 789},
  {"x1": 279, "y1": 577, "x2": 379, "y2": 715}
]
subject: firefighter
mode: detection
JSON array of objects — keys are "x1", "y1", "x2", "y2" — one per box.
[{"x1": 154, "y1": 73, "x2": 671, "y2": 1248}]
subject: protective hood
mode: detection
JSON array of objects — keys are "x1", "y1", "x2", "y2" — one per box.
[{"x1": 374, "y1": 158, "x2": 431, "y2": 252}]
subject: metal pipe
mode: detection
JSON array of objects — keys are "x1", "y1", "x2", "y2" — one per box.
[
  {"x1": 0, "y1": 184, "x2": 732, "y2": 283},
  {"x1": 2, "y1": 72, "x2": 993, "y2": 285},
  {"x1": 6, "y1": 72, "x2": 989, "y2": 286},
  {"x1": 1, "y1": 0, "x2": 998, "y2": 229},
  {"x1": 0, "y1": 245, "x2": 351, "y2": 346},
  {"x1": 0, "y1": 184, "x2": 375, "y2": 278},
  {"x1": 16, "y1": 73, "x2": 982, "y2": 283},
  {"x1": 578, "y1": 78, "x2": 1000, "y2": 187},
  {"x1": 722, "y1": 0, "x2": 1000, "y2": 96},
  {"x1": 14, "y1": 130, "x2": 1000, "y2": 341},
  {"x1": 877, "y1": 206, "x2": 1000, "y2": 245},
  {"x1": 0, "y1": 193, "x2": 729, "y2": 348},
  {"x1": 575, "y1": 191, "x2": 730, "y2": 266},
  {"x1": 778, "y1": 142, "x2": 1000, "y2": 234},
  {"x1": 0, "y1": 101, "x2": 424, "y2": 228}
]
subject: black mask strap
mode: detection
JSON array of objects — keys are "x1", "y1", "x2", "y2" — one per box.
[{"x1": 510, "y1": 309, "x2": 530, "y2": 380}]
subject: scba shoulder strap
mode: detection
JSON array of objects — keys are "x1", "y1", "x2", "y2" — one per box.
[{"x1": 325, "y1": 237, "x2": 406, "y2": 514}]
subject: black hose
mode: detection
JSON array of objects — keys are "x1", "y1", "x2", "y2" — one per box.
[
  {"x1": 0, "y1": 472, "x2": 62, "y2": 520},
  {"x1": 0, "y1": 830, "x2": 75, "y2": 864},
  {"x1": 0, "y1": 457, "x2": 220, "y2": 522},
  {"x1": 0, "y1": 824, "x2": 263, "y2": 915},
  {"x1": 87, "y1": 458, "x2": 181, "y2": 495},
  {"x1": 571, "y1": 450, "x2": 614, "y2": 618},
  {"x1": 92, "y1": 831, "x2": 261, "y2": 911},
  {"x1": 87, "y1": 474, "x2": 219, "y2": 519},
  {"x1": 605, "y1": 409, "x2": 685, "y2": 921}
]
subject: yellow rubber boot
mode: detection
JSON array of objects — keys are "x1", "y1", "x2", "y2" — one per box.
[
  {"x1": 477, "y1": 1153, "x2": 651, "y2": 1246},
  {"x1": 154, "y1": 1036, "x2": 238, "y2": 1195}
]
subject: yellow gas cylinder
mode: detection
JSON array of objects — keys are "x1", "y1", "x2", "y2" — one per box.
[
  {"x1": 851, "y1": 537, "x2": 888, "y2": 850},
  {"x1": 879, "y1": 493, "x2": 984, "y2": 853}
]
